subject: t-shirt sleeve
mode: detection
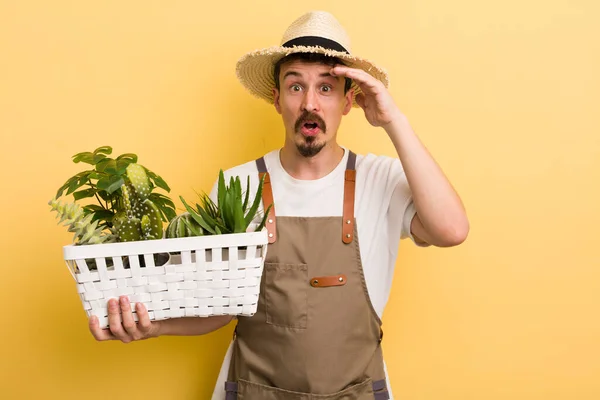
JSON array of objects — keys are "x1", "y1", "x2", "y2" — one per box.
[{"x1": 387, "y1": 162, "x2": 431, "y2": 248}]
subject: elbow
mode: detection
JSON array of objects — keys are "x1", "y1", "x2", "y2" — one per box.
[{"x1": 437, "y1": 218, "x2": 469, "y2": 247}]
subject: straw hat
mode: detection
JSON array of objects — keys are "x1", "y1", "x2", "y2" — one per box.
[{"x1": 235, "y1": 11, "x2": 389, "y2": 107}]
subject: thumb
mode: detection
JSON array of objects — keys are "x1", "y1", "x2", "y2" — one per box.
[
  {"x1": 356, "y1": 93, "x2": 365, "y2": 110},
  {"x1": 355, "y1": 93, "x2": 366, "y2": 109}
]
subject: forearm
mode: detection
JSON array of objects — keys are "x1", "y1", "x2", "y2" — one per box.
[
  {"x1": 384, "y1": 113, "x2": 469, "y2": 245},
  {"x1": 157, "y1": 315, "x2": 234, "y2": 336}
]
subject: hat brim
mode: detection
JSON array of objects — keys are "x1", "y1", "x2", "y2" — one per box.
[{"x1": 235, "y1": 45, "x2": 389, "y2": 108}]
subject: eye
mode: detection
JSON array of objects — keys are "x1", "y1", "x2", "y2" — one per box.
[
  {"x1": 290, "y1": 84, "x2": 302, "y2": 92},
  {"x1": 321, "y1": 85, "x2": 332, "y2": 92}
]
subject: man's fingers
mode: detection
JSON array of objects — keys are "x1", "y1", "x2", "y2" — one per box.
[
  {"x1": 136, "y1": 302, "x2": 153, "y2": 333},
  {"x1": 107, "y1": 298, "x2": 130, "y2": 342},
  {"x1": 89, "y1": 315, "x2": 116, "y2": 341},
  {"x1": 89, "y1": 298, "x2": 157, "y2": 343},
  {"x1": 119, "y1": 296, "x2": 138, "y2": 337},
  {"x1": 331, "y1": 66, "x2": 380, "y2": 91}
]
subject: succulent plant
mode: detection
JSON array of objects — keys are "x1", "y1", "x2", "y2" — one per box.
[
  {"x1": 112, "y1": 164, "x2": 164, "y2": 242},
  {"x1": 48, "y1": 197, "x2": 117, "y2": 245},
  {"x1": 165, "y1": 213, "x2": 203, "y2": 238},
  {"x1": 176, "y1": 170, "x2": 272, "y2": 236}
]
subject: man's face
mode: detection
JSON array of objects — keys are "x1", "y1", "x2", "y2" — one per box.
[{"x1": 272, "y1": 59, "x2": 353, "y2": 158}]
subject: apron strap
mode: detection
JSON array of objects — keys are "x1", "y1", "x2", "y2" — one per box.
[
  {"x1": 342, "y1": 150, "x2": 357, "y2": 244},
  {"x1": 256, "y1": 150, "x2": 357, "y2": 245},
  {"x1": 346, "y1": 149, "x2": 357, "y2": 170},
  {"x1": 256, "y1": 157, "x2": 277, "y2": 243},
  {"x1": 224, "y1": 381, "x2": 238, "y2": 400},
  {"x1": 373, "y1": 378, "x2": 391, "y2": 399},
  {"x1": 224, "y1": 379, "x2": 389, "y2": 399}
]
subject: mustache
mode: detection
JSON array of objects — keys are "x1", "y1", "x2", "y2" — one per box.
[{"x1": 294, "y1": 111, "x2": 326, "y2": 133}]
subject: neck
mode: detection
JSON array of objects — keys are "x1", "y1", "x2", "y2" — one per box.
[{"x1": 279, "y1": 142, "x2": 345, "y2": 180}]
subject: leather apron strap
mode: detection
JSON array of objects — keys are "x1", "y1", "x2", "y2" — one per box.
[
  {"x1": 342, "y1": 150, "x2": 356, "y2": 244},
  {"x1": 256, "y1": 157, "x2": 277, "y2": 244},
  {"x1": 256, "y1": 150, "x2": 357, "y2": 245}
]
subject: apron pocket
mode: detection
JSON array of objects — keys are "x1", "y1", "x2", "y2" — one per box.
[
  {"x1": 313, "y1": 378, "x2": 375, "y2": 399},
  {"x1": 236, "y1": 378, "x2": 376, "y2": 400},
  {"x1": 237, "y1": 379, "x2": 307, "y2": 400},
  {"x1": 264, "y1": 263, "x2": 308, "y2": 329}
]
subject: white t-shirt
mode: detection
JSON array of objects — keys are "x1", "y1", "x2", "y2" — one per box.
[{"x1": 209, "y1": 147, "x2": 427, "y2": 400}]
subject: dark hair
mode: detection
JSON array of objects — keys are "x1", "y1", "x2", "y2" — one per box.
[{"x1": 273, "y1": 53, "x2": 353, "y2": 93}]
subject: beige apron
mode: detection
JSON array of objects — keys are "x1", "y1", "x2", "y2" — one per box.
[{"x1": 225, "y1": 151, "x2": 390, "y2": 400}]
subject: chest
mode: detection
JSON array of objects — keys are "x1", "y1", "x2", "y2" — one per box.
[{"x1": 268, "y1": 179, "x2": 345, "y2": 217}]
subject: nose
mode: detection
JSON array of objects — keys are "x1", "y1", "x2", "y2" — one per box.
[{"x1": 302, "y1": 87, "x2": 320, "y2": 113}]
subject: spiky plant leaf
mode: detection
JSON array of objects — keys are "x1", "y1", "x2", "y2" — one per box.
[
  {"x1": 218, "y1": 170, "x2": 226, "y2": 223},
  {"x1": 242, "y1": 175, "x2": 250, "y2": 211},
  {"x1": 255, "y1": 204, "x2": 272, "y2": 232},
  {"x1": 181, "y1": 216, "x2": 203, "y2": 236},
  {"x1": 48, "y1": 197, "x2": 117, "y2": 245},
  {"x1": 180, "y1": 196, "x2": 215, "y2": 234},
  {"x1": 244, "y1": 173, "x2": 266, "y2": 227}
]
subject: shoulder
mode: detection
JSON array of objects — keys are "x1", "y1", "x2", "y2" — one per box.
[{"x1": 355, "y1": 152, "x2": 406, "y2": 185}]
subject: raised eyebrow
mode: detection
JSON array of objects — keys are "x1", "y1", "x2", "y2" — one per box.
[
  {"x1": 282, "y1": 71, "x2": 302, "y2": 81},
  {"x1": 319, "y1": 72, "x2": 340, "y2": 84},
  {"x1": 282, "y1": 71, "x2": 337, "y2": 81}
]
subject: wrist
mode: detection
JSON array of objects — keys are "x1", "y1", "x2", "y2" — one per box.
[
  {"x1": 383, "y1": 111, "x2": 410, "y2": 142},
  {"x1": 382, "y1": 110, "x2": 407, "y2": 133},
  {"x1": 152, "y1": 319, "x2": 165, "y2": 337}
]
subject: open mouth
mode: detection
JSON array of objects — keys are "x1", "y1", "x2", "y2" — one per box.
[
  {"x1": 295, "y1": 112, "x2": 326, "y2": 137},
  {"x1": 301, "y1": 121, "x2": 321, "y2": 136}
]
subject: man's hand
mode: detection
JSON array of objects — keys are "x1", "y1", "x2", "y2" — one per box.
[
  {"x1": 89, "y1": 296, "x2": 161, "y2": 343},
  {"x1": 331, "y1": 65, "x2": 402, "y2": 128}
]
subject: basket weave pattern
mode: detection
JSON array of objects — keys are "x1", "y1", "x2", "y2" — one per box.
[{"x1": 63, "y1": 230, "x2": 268, "y2": 328}]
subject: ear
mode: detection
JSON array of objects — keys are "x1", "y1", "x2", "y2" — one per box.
[
  {"x1": 342, "y1": 88, "x2": 354, "y2": 115},
  {"x1": 272, "y1": 88, "x2": 282, "y2": 114}
]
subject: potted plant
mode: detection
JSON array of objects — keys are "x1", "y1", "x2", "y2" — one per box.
[{"x1": 50, "y1": 146, "x2": 270, "y2": 328}]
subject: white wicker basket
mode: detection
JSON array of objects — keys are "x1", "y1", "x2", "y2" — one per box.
[{"x1": 63, "y1": 229, "x2": 268, "y2": 328}]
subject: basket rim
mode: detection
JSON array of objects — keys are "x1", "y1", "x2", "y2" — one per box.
[{"x1": 63, "y1": 228, "x2": 268, "y2": 260}]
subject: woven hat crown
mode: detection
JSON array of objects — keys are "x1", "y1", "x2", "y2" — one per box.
[
  {"x1": 235, "y1": 10, "x2": 389, "y2": 106},
  {"x1": 279, "y1": 11, "x2": 352, "y2": 53}
]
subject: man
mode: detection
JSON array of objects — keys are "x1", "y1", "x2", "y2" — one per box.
[{"x1": 89, "y1": 10, "x2": 469, "y2": 400}]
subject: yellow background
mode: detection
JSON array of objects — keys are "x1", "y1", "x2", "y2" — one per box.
[{"x1": 1, "y1": 0, "x2": 598, "y2": 399}]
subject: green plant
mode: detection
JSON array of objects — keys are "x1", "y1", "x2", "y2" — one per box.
[
  {"x1": 165, "y1": 213, "x2": 202, "y2": 238},
  {"x1": 54, "y1": 146, "x2": 176, "y2": 232},
  {"x1": 172, "y1": 170, "x2": 272, "y2": 237},
  {"x1": 112, "y1": 164, "x2": 165, "y2": 241},
  {"x1": 51, "y1": 146, "x2": 176, "y2": 244},
  {"x1": 48, "y1": 197, "x2": 117, "y2": 245}
]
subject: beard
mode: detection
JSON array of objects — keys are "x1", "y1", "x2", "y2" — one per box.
[
  {"x1": 294, "y1": 111, "x2": 327, "y2": 158},
  {"x1": 296, "y1": 136, "x2": 325, "y2": 157}
]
